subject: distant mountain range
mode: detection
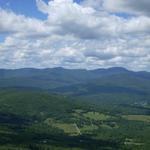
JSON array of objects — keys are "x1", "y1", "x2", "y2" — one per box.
[{"x1": 0, "y1": 67, "x2": 150, "y2": 105}]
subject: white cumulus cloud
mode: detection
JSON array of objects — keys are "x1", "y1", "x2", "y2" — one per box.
[{"x1": 0, "y1": 0, "x2": 150, "y2": 71}]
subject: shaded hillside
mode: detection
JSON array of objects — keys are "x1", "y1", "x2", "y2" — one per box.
[
  {"x1": 0, "y1": 89, "x2": 81, "y2": 120},
  {"x1": 0, "y1": 67, "x2": 150, "y2": 106},
  {"x1": 0, "y1": 67, "x2": 132, "y2": 90}
]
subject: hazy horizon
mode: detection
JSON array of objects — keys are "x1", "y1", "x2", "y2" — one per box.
[{"x1": 0, "y1": 66, "x2": 149, "y2": 73}]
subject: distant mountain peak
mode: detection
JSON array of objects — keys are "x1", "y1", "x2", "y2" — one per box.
[{"x1": 107, "y1": 67, "x2": 129, "y2": 72}]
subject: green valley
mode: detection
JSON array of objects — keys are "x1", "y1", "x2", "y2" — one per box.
[{"x1": 0, "y1": 68, "x2": 150, "y2": 150}]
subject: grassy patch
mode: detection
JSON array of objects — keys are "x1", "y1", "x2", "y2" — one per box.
[
  {"x1": 80, "y1": 124, "x2": 98, "y2": 132},
  {"x1": 123, "y1": 115, "x2": 150, "y2": 123},
  {"x1": 54, "y1": 123, "x2": 79, "y2": 135},
  {"x1": 83, "y1": 112, "x2": 110, "y2": 121},
  {"x1": 124, "y1": 138, "x2": 144, "y2": 146},
  {"x1": 45, "y1": 118, "x2": 80, "y2": 136}
]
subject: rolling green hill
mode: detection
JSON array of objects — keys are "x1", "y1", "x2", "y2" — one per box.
[
  {"x1": 0, "y1": 89, "x2": 126, "y2": 150},
  {"x1": 0, "y1": 89, "x2": 149, "y2": 150},
  {"x1": 0, "y1": 67, "x2": 150, "y2": 95}
]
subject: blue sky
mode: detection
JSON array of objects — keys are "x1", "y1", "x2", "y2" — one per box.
[
  {"x1": 0, "y1": 0, "x2": 82, "y2": 19},
  {"x1": 0, "y1": 0, "x2": 129, "y2": 43},
  {"x1": 0, "y1": 0, "x2": 150, "y2": 71},
  {"x1": 0, "y1": 0, "x2": 48, "y2": 19},
  {"x1": 0, "y1": 0, "x2": 47, "y2": 42},
  {"x1": 0, "y1": 0, "x2": 130, "y2": 24}
]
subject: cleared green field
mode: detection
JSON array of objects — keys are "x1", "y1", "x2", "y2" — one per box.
[
  {"x1": 123, "y1": 115, "x2": 150, "y2": 123},
  {"x1": 80, "y1": 124, "x2": 98, "y2": 132},
  {"x1": 83, "y1": 112, "x2": 110, "y2": 121},
  {"x1": 124, "y1": 138, "x2": 144, "y2": 146},
  {"x1": 74, "y1": 109, "x2": 84, "y2": 113},
  {"x1": 45, "y1": 118, "x2": 80, "y2": 135},
  {"x1": 54, "y1": 123, "x2": 79, "y2": 135}
]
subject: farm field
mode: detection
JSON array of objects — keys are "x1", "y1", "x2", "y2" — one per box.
[{"x1": 123, "y1": 115, "x2": 150, "y2": 123}]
